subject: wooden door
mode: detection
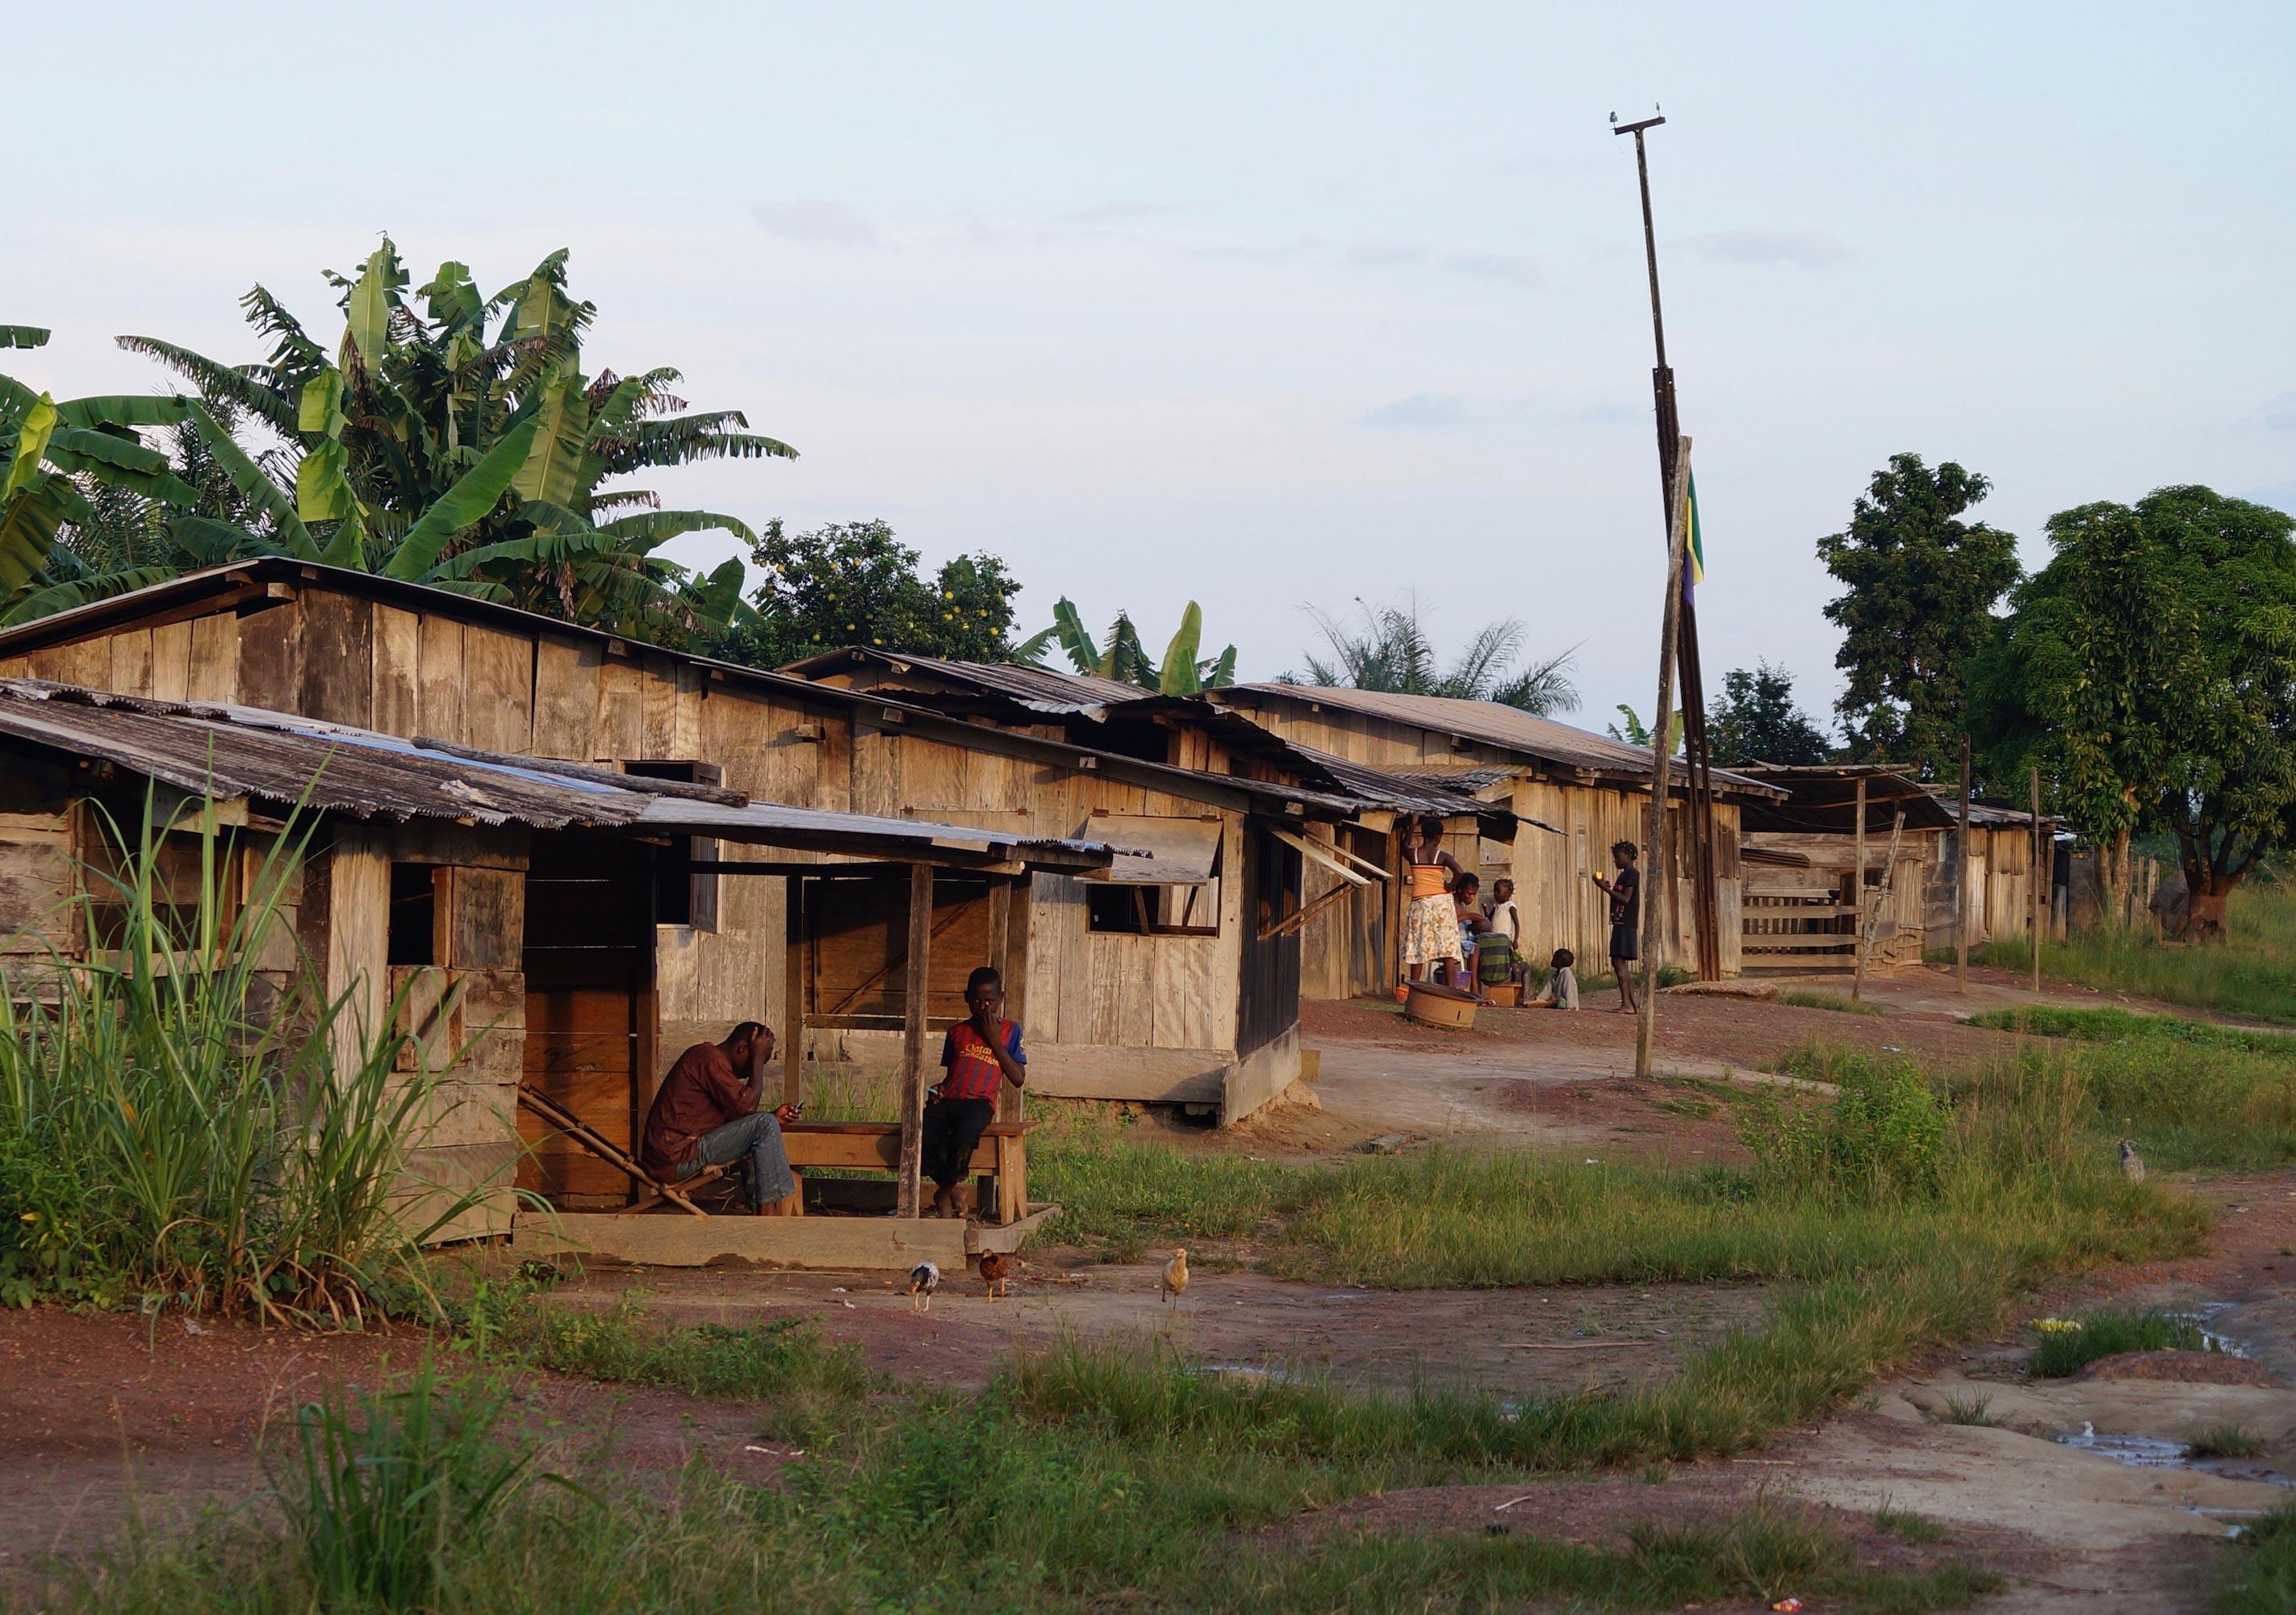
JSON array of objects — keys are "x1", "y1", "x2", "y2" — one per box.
[{"x1": 518, "y1": 832, "x2": 655, "y2": 1205}]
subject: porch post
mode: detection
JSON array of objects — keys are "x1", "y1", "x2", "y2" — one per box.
[
  {"x1": 782, "y1": 873, "x2": 805, "y2": 1107},
  {"x1": 896, "y1": 861, "x2": 934, "y2": 1217}
]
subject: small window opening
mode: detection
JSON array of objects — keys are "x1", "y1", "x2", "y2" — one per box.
[
  {"x1": 621, "y1": 761, "x2": 721, "y2": 931},
  {"x1": 388, "y1": 864, "x2": 437, "y2": 966}
]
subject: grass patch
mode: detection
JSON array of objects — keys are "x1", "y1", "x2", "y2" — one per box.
[
  {"x1": 48, "y1": 1354, "x2": 2001, "y2": 1615},
  {"x1": 2219, "y1": 1502, "x2": 2296, "y2": 1614},
  {"x1": 1965, "y1": 1002, "x2": 2296, "y2": 1055},
  {"x1": 1032, "y1": 1105, "x2": 1310, "y2": 1261},
  {"x1": 2025, "y1": 1307, "x2": 2209, "y2": 1378},
  {"x1": 1775, "y1": 988, "x2": 1888, "y2": 1016},
  {"x1": 1876, "y1": 1500, "x2": 1950, "y2": 1543},
  {"x1": 2188, "y1": 1422, "x2": 2262, "y2": 1459},
  {"x1": 1968, "y1": 881, "x2": 2296, "y2": 1023},
  {"x1": 457, "y1": 1286, "x2": 871, "y2": 1437}
]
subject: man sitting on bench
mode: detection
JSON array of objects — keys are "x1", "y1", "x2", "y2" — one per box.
[
  {"x1": 639, "y1": 1021, "x2": 801, "y2": 1215},
  {"x1": 925, "y1": 968, "x2": 1026, "y2": 1219}
]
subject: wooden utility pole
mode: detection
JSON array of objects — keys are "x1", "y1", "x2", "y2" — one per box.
[
  {"x1": 1852, "y1": 807, "x2": 1907, "y2": 1004},
  {"x1": 2029, "y1": 766, "x2": 2043, "y2": 995},
  {"x1": 1634, "y1": 435, "x2": 1694, "y2": 1080},
  {"x1": 1615, "y1": 111, "x2": 1721, "y2": 980},
  {"x1": 1955, "y1": 737, "x2": 1972, "y2": 994}
]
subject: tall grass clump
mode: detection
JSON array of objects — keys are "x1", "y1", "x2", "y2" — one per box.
[
  {"x1": 1970, "y1": 881, "x2": 2296, "y2": 1023},
  {"x1": 281, "y1": 1355, "x2": 550, "y2": 1609},
  {"x1": 2025, "y1": 1306, "x2": 2209, "y2": 1378},
  {"x1": 0, "y1": 793, "x2": 483, "y2": 1324}
]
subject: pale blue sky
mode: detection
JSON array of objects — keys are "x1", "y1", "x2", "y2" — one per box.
[{"x1": 10, "y1": 2, "x2": 2292, "y2": 730}]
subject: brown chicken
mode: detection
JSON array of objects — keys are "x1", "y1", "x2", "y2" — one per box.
[{"x1": 979, "y1": 1249, "x2": 1013, "y2": 1301}]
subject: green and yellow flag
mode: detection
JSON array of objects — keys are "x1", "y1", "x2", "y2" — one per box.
[{"x1": 1685, "y1": 470, "x2": 1706, "y2": 592}]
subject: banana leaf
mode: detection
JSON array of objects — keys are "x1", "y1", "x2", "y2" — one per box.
[
  {"x1": 381, "y1": 416, "x2": 540, "y2": 582},
  {"x1": 1157, "y1": 600, "x2": 1203, "y2": 695}
]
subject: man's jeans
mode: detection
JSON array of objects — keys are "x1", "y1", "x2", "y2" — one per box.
[{"x1": 678, "y1": 1111, "x2": 797, "y2": 1208}]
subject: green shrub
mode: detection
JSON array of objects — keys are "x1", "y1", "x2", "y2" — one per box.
[{"x1": 2026, "y1": 1307, "x2": 2207, "y2": 1378}]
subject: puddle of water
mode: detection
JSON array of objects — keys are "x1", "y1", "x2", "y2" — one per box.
[
  {"x1": 2188, "y1": 1301, "x2": 2252, "y2": 1358},
  {"x1": 2057, "y1": 1421, "x2": 2189, "y2": 1468}
]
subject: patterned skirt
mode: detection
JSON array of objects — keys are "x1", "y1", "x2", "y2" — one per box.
[{"x1": 1402, "y1": 893, "x2": 1463, "y2": 966}]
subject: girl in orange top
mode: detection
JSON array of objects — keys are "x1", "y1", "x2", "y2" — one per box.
[{"x1": 1401, "y1": 815, "x2": 1465, "y2": 986}]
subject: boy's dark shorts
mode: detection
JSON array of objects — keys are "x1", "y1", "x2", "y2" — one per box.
[
  {"x1": 922, "y1": 1097, "x2": 997, "y2": 1189},
  {"x1": 1609, "y1": 923, "x2": 1639, "y2": 962}
]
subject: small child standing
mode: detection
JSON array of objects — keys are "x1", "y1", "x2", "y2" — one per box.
[{"x1": 1531, "y1": 948, "x2": 1580, "y2": 1010}]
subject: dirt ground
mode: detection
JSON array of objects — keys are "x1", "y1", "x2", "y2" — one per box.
[{"x1": 8, "y1": 964, "x2": 2294, "y2": 1609}]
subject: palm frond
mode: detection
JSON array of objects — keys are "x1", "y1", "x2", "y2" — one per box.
[{"x1": 115, "y1": 337, "x2": 298, "y2": 433}]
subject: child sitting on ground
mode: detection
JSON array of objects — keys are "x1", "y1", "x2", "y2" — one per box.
[{"x1": 1531, "y1": 948, "x2": 1579, "y2": 1010}]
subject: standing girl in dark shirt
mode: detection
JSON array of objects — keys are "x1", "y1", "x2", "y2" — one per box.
[{"x1": 1592, "y1": 839, "x2": 1642, "y2": 1014}]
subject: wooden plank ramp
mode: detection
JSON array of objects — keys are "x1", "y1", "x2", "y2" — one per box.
[{"x1": 512, "y1": 1211, "x2": 967, "y2": 1271}]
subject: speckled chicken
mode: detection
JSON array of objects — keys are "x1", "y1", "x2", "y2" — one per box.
[
  {"x1": 2119, "y1": 1139, "x2": 2146, "y2": 1182},
  {"x1": 908, "y1": 1259, "x2": 941, "y2": 1314}
]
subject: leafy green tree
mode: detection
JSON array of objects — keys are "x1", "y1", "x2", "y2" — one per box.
[
  {"x1": 1819, "y1": 454, "x2": 2018, "y2": 775},
  {"x1": 100, "y1": 240, "x2": 789, "y2": 646},
  {"x1": 1707, "y1": 662, "x2": 1832, "y2": 766},
  {"x1": 1972, "y1": 487, "x2": 2296, "y2": 939},
  {"x1": 717, "y1": 519, "x2": 1022, "y2": 668},
  {"x1": 1292, "y1": 598, "x2": 1576, "y2": 715},
  {"x1": 1017, "y1": 600, "x2": 1237, "y2": 695}
]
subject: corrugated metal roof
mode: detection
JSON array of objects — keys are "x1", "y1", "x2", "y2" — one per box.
[
  {"x1": 1219, "y1": 684, "x2": 1782, "y2": 798},
  {"x1": 1278, "y1": 747, "x2": 1543, "y2": 837},
  {"x1": 0, "y1": 680, "x2": 1116, "y2": 871},
  {"x1": 1391, "y1": 765, "x2": 1521, "y2": 794},
  {"x1": 780, "y1": 646, "x2": 1148, "y2": 714}
]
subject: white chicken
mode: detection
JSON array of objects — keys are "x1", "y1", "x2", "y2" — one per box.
[{"x1": 908, "y1": 1259, "x2": 941, "y2": 1314}]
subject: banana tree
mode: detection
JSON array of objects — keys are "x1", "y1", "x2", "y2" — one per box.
[
  {"x1": 1015, "y1": 597, "x2": 1237, "y2": 694},
  {"x1": 111, "y1": 239, "x2": 788, "y2": 643},
  {"x1": 0, "y1": 325, "x2": 251, "y2": 620}
]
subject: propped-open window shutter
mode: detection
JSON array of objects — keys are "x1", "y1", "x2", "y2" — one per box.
[{"x1": 1081, "y1": 813, "x2": 1223, "y2": 885}]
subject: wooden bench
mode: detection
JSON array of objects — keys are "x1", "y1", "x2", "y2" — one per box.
[{"x1": 781, "y1": 1119, "x2": 1039, "y2": 1224}]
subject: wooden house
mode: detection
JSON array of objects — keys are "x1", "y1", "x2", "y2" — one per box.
[
  {"x1": 1731, "y1": 767, "x2": 2059, "y2": 973},
  {"x1": 780, "y1": 651, "x2": 1522, "y2": 1002},
  {"x1": 0, "y1": 676, "x2": 1112, "y2": 1271},
  {"x1": 1207, "y1": 684, "x2": 1783, "y2": 982},
  {"x1": 0, "y1": 561, "x2": 1360, "y2": 1135}
]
